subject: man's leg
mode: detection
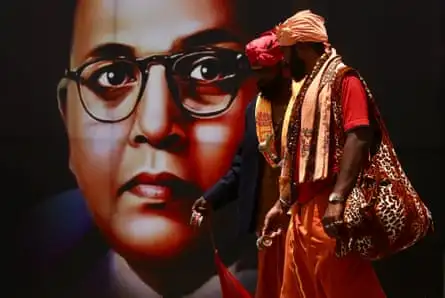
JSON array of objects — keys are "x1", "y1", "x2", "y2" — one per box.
[
  {"x1": 255, "y1": 231, "x2": 287, "y2": 298},
  {"x1": 302, "y1": 192, "x2": 386, "y2": 298},
  {"x1": 280, "y1": 209, "x2": 317, "y2": 298}
]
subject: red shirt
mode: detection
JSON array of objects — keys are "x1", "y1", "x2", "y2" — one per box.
[
  {"x1": 296, "y1": 74, "x2": 370, "y2": 203},
  {"x1": 341, "y1": 75, "x2": 370, "y2": 132}
]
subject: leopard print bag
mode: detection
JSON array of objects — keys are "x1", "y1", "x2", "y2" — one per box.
[{"x1": 331, "y1": 67, "x2": 433, "y2": 260}]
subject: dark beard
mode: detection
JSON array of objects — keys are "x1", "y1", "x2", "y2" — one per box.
[
  {"x1": 289, "y1": 57, "x2": 306, "y2": 81},
  {"x1": 258, "y1": 74, "x2": 285, "y2": 99}
]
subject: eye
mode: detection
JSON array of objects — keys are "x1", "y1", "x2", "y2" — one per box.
[
  {"x1": 80, "y1": 60, "x2": 141, "y2": 103},
  {"x1": 189, "y1": 57, "x2": 223, "y2": 82},
  {"x1": 82, "y1": 60, "x2": 139, "y2": 92},
  {"x1": 92, "y1": 61, "x2": 138, "y2": 88}
]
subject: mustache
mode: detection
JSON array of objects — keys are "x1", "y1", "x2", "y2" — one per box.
[
  {"x1": 257, "y1": 75, "x2": 283, "y2": 88},
  {"x1": 289, "y1": 60, "x2": 306, "y2": 80},
  {"x1": 118, "y1": 172, "x2": 202, "y2": 199}
]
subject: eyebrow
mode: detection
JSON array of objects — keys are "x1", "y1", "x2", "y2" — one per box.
[
  {"x1": 83, "y1": 43, "x2": 136, "y2": 61},
  {"x1": 175, "y1": 28, "x2": 242, "y2": 49},
  {"x1": 82, "y1": 28, "x2": 241, "y2": 61}
]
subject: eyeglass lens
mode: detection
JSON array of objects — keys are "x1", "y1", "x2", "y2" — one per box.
[{"x1": 77, "y1": 49, "x2": 243, "y2": 121}]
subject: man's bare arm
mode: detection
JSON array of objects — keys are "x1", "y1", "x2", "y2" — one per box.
[{"x1": 332, "y1": 127, "x2": 372, "y2": 198}]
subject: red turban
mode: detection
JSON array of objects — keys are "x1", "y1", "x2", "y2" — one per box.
[{"x1": 245, "y1": 30, "x2": 284, "y2": 68}]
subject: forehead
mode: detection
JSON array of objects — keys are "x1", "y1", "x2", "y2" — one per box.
[
  {"x1": 280, "y1": 46, "x2": 292, "y2": 56},
  {"x1": 71, "y1": 0, "x2": 237, "y2": 65}
]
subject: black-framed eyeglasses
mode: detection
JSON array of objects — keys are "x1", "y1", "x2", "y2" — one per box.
[{"x1": 57, "y1": 47, "x2": 251, "y2": 123}]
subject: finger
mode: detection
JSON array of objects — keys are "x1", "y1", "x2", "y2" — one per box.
[
  {"x1": 269, "y1": 231, "x2": 278, "y2": 238},
  {"x1": 333, "y1": 219, "x2": 344, "y2": 226},
  {"x1": 262, "y1": 218, "x2": 270, "y2": 236},
  {"x1": 322, "y1": 223, "x2": 336, "y2": 238},
  {"x1": 270, "y1": 227, "x2": 283, "y2": 238},
  {"x1": 190, "y1": 213, "x2": 196, "y2": 226},
  {"x1": 261, "y1": 228, "x2": 267, "y2": 237},
  {"x1": 196, "y1": 206, "x2": 207, "y2": 213},
  {"x1": 269, "y1": 231, "x2": 280, "y2": 239},
  {"x1": 196, "y1": 215, "x2": 203, "y2": 227},
  {"x1": 190, "y1": 214, "x2": 198, "y2": 227},
  {"x1": 256, "y1": 238, "x2": 263, "y2": 250},
  {"x1": 322, "y1": 216, "x2": 339, "y2": 227},
  {"x1": 324, "y1": 221, "x2": 342, "y2": 238},
  {"x1": 192, "y1": 202, "x2": 201, "y2": 212},
  {"x1": 190, "y1": 212, "x2": 203, "y2": 227},
  {"x1": 256, "y1": 237, "x2": 265, "y2": 250}
]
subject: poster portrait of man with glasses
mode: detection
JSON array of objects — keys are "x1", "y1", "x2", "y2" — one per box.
[{"x1": 17, "y1": 0, "x2": 296, "y2": 297}]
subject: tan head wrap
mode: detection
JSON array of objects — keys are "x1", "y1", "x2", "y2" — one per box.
[{"x1": 276, "y1": 10, "x2": 328, "y2": 46}]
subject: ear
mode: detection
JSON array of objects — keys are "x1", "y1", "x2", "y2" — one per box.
[
  {"x1": 68, "y1": 158, "x2": 75, "y2": 173},
  {"x1": 56, "y1": 78, "x2": 68, "y2": 125},
  {"x1": 57, "y1": 79, "x2": 74, "y2": 173}
]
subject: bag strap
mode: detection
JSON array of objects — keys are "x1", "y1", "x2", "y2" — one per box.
[
  {"x1": 334, "y1": 67, "x2": 393, "y2": 142},
  {"x1": 332, "y1": 67, "x2": 403, "y2": 177}
]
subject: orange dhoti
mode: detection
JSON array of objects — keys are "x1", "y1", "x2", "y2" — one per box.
[
  {"x1": 255, "y1": 230, "x2": 287, "y2": 298},
  {"x1": 280, "y1": 189, "x2": 386, "y2": 298}
]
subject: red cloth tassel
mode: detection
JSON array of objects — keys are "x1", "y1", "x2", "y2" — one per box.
[
  {"x1": 214, "y1": 249, "x2": 253, "y2": 298},
  {"x1": 191, "y1": 211, "x2": 253, "y2": 298}
]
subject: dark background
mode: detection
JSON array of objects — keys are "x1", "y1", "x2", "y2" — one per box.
[{"x1": 2, "y1": 0, "x2": 443, "y2": 297}]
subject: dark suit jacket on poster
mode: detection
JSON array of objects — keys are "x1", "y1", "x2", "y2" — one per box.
[
  {"x1": 16, "y1": 193, "x2": 257, "y2": 297},
  {"x1": 16, "y1": 189, "x2": 111, "y2": 298},
  {"x1": 204, "y1": 98, "x2": 264, "y2": 235}
]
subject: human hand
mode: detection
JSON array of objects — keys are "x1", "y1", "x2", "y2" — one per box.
[
  {"x1": 321, "y1": 202, "x2": 345, "y2": 238},
  {"x1": 191, "y1": 196, "x2": 209, "y2": 215},
  {"x1": 190, "y1": 197, "x2": 209, "y2": 227},
  {"x1": 261, "y1": 200, "x2": 287, "y2": 239}
]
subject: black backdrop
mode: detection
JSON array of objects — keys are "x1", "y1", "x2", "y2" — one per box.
[{"x1": 2, "y1": 0, "x2": 444, "y2": 297}]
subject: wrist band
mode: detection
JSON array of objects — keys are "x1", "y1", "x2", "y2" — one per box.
[
  {"x1": 279, "y1": 197, "x2": 292, "y2": 209},
  {"x1": 328, "y1": 193, "x2": 345, "y2": 204}
]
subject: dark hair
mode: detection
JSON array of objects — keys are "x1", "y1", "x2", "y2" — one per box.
[
  {"x1": 58, "y1": 0, "x2": 297, "y2": 66},
  {"x1": 235, "y1": 0, "x2": 296, "y2": 39}
]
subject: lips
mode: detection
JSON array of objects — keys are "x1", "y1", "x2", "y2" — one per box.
[{"x1": 118, "y1": 172, "x2": 201, "y2": 205}]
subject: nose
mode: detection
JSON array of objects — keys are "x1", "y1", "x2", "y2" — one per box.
[{"x1": 129, "y1": 65, "x2": 186, "y2": 150}]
